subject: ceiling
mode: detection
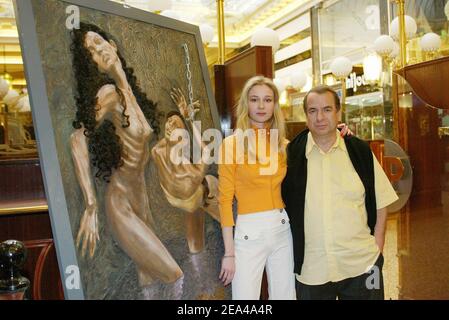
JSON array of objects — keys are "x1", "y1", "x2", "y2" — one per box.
[
  {"x1": 0, "y1": 0, "x2": 316, "y2": 87},
  {"x1": 118, "y1": 0, "x2": 315, "y2": 47}
]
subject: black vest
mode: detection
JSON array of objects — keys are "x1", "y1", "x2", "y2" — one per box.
[{"x1": 281, "y1": 129, "x2": 377, "y2": 275}]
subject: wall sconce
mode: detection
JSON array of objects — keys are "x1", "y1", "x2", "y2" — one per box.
[
  {"x1": 250, "y1": 27, "x2": 280, "y2": 53},
  {"x1": 420, "y1": 32, "x2": 441, "y2": 61}
]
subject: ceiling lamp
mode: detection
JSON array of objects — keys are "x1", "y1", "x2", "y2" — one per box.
[
  {"x1": 390, "y1": 15, "x2": 417, "y2": 41},
  {"x1": 250, "y1": 28, "x2": 280, "y2": 53}
]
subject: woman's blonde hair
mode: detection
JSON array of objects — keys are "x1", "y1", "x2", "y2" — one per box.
[{"x1": 235, "y1": 75, "x2": 286, "y2": 152}]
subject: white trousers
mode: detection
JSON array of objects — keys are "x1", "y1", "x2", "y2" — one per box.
[{"x1": 232, "y1": 208, "x2": 296, "y2": 300}]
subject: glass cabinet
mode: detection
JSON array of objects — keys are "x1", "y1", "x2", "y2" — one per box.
[{"x1": 345, "y1": 91, "x2": 385, "y2": 140}]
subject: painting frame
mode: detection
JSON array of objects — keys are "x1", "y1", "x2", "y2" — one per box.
[{"x1": 13, "y1": 0, "x2": 221, "y2": 300}]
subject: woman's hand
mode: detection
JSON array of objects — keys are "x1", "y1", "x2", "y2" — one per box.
[
  {"x1": 219, "y1": 256, "x2": 235, "y2": 286},
  {"x1": 337, "y1": 123, "x2": 353, "y2": 137},
  {"x1": 76, "y1": 203, "x2": 100, "y2": 258}
]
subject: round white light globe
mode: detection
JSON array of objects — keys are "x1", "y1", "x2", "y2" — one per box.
[
  {"x1": 3, "y1": 89, "x2": 19, "y2": 107},
  {"x1": 250, "y1": 28, "x2": 280, "y2": 52},
  {"x1": 420, "y1": 32, "x2": 441, "y2": 52},
  {"x1": 199, "y1": 24, "x2": 214, "y2": 44},
  {"x1": 290, "y1": 71, "x2": 308, "y2": 89},
  {"x1": 390, "y1": 41, "x2": 400, "y2": 59},
  {"x1": 390, "y1": 15, "x2": 417, "y2": 41},
  {"x1": 374, "y1": 35, "x2": 395, "y2": 56},
  {"x1": 330, "y1": 56, "x2": 353, "y2": 78},
  {"x1": 273, "y1": 78, "x2": 286, "y2": 93},
  {"x1": 0, "y1": 78, "x2": 9, "y2": 99},
  {"x1": 17, "y1": 95, "x2": 31, "y2": 112}
]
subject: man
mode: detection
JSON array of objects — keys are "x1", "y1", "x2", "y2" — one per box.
[
  {"x1": 281, "y1": 85, "x2": 398, "y2": 300},
  {"x1": 152, "y1": 88, "x2": 220, "y2": 254}
]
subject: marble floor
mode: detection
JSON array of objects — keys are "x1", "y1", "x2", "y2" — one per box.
[
  {"x1": 383, "y1": 191, "x2": 449, "y2": 300},
  {"x1": 383, "y1": 216, "x2": 399, "y2": 300}
]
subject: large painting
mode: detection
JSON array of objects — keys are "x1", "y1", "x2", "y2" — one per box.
[{"x1": 14, "y1": 0, "x2": 227, "y2": 299}]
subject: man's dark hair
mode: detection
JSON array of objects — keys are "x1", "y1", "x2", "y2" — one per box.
[{"x1": 303, "y1": 85, "x2": 341, "y2": 114}]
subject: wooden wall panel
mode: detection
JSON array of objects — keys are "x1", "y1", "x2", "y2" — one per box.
[
  {"x1": 0, "y1": 158, "x2": 46, "y2": 202},
  {"x1": 0, "y1": 212, "x2": 64, "y2": 300},
  {"x1": 214, "y1": 46, "x2": 273, "y2": 131},
  {"x1": 398, "y1": 102, "x2": 442, "y2": 208}
]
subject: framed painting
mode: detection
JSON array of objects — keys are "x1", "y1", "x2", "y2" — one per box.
[{"x1": 14, "y1": 0, "x2": 226, "y2": 299}]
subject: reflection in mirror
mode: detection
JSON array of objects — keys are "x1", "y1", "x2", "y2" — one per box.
[{"x1": 0, "y1": 85, "x2": 36, "y2": 160}]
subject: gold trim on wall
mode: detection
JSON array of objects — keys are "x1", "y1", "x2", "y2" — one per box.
[{"x1": 0, "y1": 203, "x2": 48, "y2": 216}]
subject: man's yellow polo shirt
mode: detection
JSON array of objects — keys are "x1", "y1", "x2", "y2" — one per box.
[{"x1": 297, "y1": 131, "x2": 398, "y2": 285}]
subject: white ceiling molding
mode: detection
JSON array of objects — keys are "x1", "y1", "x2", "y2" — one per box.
[{"x1": 275, "y1": 37, "x2": 311, "y2": 63}]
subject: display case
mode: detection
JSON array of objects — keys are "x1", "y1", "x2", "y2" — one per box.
[{"x1": 345, "y1": 91, "x2": 386, "y2": 141}]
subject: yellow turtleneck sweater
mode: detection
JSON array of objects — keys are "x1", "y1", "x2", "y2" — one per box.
[{"x1": 218, "y1": 127, "x2": 287, "y2": 227}]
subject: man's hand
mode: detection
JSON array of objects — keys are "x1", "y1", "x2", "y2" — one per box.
[
  {"x1": 374, "y1": 207, "x2": 388, "y2": 253},
  {"x1": 337, "y1": 123, "x2": 353, "y2": 137},
  {"x1": 375, "y1": 231, "x2": 386, "y2": 253},
  {"x1": 76, "y1": 203, "x2": 99, "y2": 258}
]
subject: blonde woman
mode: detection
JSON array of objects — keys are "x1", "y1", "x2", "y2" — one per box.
[
  {"x1": 218, "y1": 76, "x2": 350, "y2": 300},
  {"x1": 217, "y1": 76, "x2": 294, "y2": 300}
]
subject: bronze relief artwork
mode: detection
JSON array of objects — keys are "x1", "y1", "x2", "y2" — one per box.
[{"x1": 15, "y1": 0, "x2": 226, "y2": 299}]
